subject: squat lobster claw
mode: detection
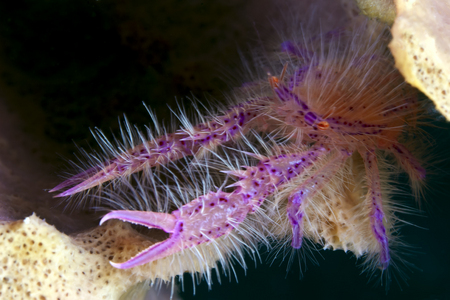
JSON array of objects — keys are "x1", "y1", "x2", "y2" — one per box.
[
  {"x1": 100, "y1": 211, "x2": 178, "y2": 268},
  {"x1": 100, "y1": 191, "x2": 251, "y2": 269},
  {"x1": 101, "y1": 147, "x2": 328, "y2": 268}
]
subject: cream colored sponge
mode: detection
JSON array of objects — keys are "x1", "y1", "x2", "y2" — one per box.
[
  {"x1": 0, "y1": 215, "x2": 149, "y2": 299},
  {"x1": 0, "y1": 214, "x2": 223, "y2": 299},
  {"x1": 390, "y1": 0, "x2": 450, "y2": 120}
]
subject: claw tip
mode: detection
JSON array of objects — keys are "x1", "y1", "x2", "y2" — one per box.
[
  {"x1": 99, "y1": 214, "x2": 112, "y2": 226},
  {"x1": 110, "y1": 261, "x2": 128, "y2": 269},
  {"x1": 54, "y1": 192, "x2": 67, "y2": 198}
]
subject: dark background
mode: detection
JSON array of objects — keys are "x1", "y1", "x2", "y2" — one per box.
[{"x1": 0, "y1": 1, "x2": 449, "y2": 299}]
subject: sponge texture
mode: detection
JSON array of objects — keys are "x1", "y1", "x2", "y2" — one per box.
[
  {"x1": 0, "y1": 215, "x2": 145, "y2": 299},
  {"x1": 0, "y1": 214, "x2": 224, "y2": 299},
  {"x1": 390, "y1": 0, "x2": 450, "y2": 120},
  {"x1": 355, "y1": 0, "x2": 396, "y2": 25}
]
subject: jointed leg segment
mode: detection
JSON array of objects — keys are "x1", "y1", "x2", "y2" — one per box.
[
  {"x1": 360, "y1": 149, "x2": 390, "y2": 269},
  {"x1": 100, "y1": 147, "x2": 327, "y2": 268},
  {"x1": 51, "y1": 101, "x2": 266, "y2": 197},
  {"x1": 389, "y1": 143, "x2": 426, "y2": 182},
  {"x1": 287, "y1": 150, "x2": 350, "y2": 249}
]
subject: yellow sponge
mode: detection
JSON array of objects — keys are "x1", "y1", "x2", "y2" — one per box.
[
  {"x1": 0, "y1": 215, "x2": 146, "y2": 299},
  {"x1": 0, "y1": 214, "x2": 226, "y2": 299},
  {"x1": 390, "y1": 0, "x2": 450, "y2": 120},
  {"x1": 355, "y1": 0, "x2": 396, "y2": 25}
]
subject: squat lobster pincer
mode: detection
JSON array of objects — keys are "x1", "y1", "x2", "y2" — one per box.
[{"x1": 100, "y1": 147, "x2": 328, "y2": 268}]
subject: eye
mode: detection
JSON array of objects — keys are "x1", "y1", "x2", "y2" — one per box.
[
  {"x1": 317, "y1": 121, "x2": 329, "y2": 130},
  {"x1": 269, "y1": 76, "x2": 280, "y2": 88}
]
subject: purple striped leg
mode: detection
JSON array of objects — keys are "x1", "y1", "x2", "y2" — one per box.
[
  {"x1": 51, "y1": 101, "x2": 265, "y2": 197},
  {"x1": 287, "y1": 150, "x2": 350, "y2": 248},
  {"x1": 100, "y1": 147, "x2": 327, "y2": 268},
  {"x1": 360, "y1": 149, "x2": 390, "y2": 269}
]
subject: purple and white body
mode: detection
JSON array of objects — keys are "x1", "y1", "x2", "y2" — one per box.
[{"x1": 51, "y1": 19, "x2": 426, "y2": 281}]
